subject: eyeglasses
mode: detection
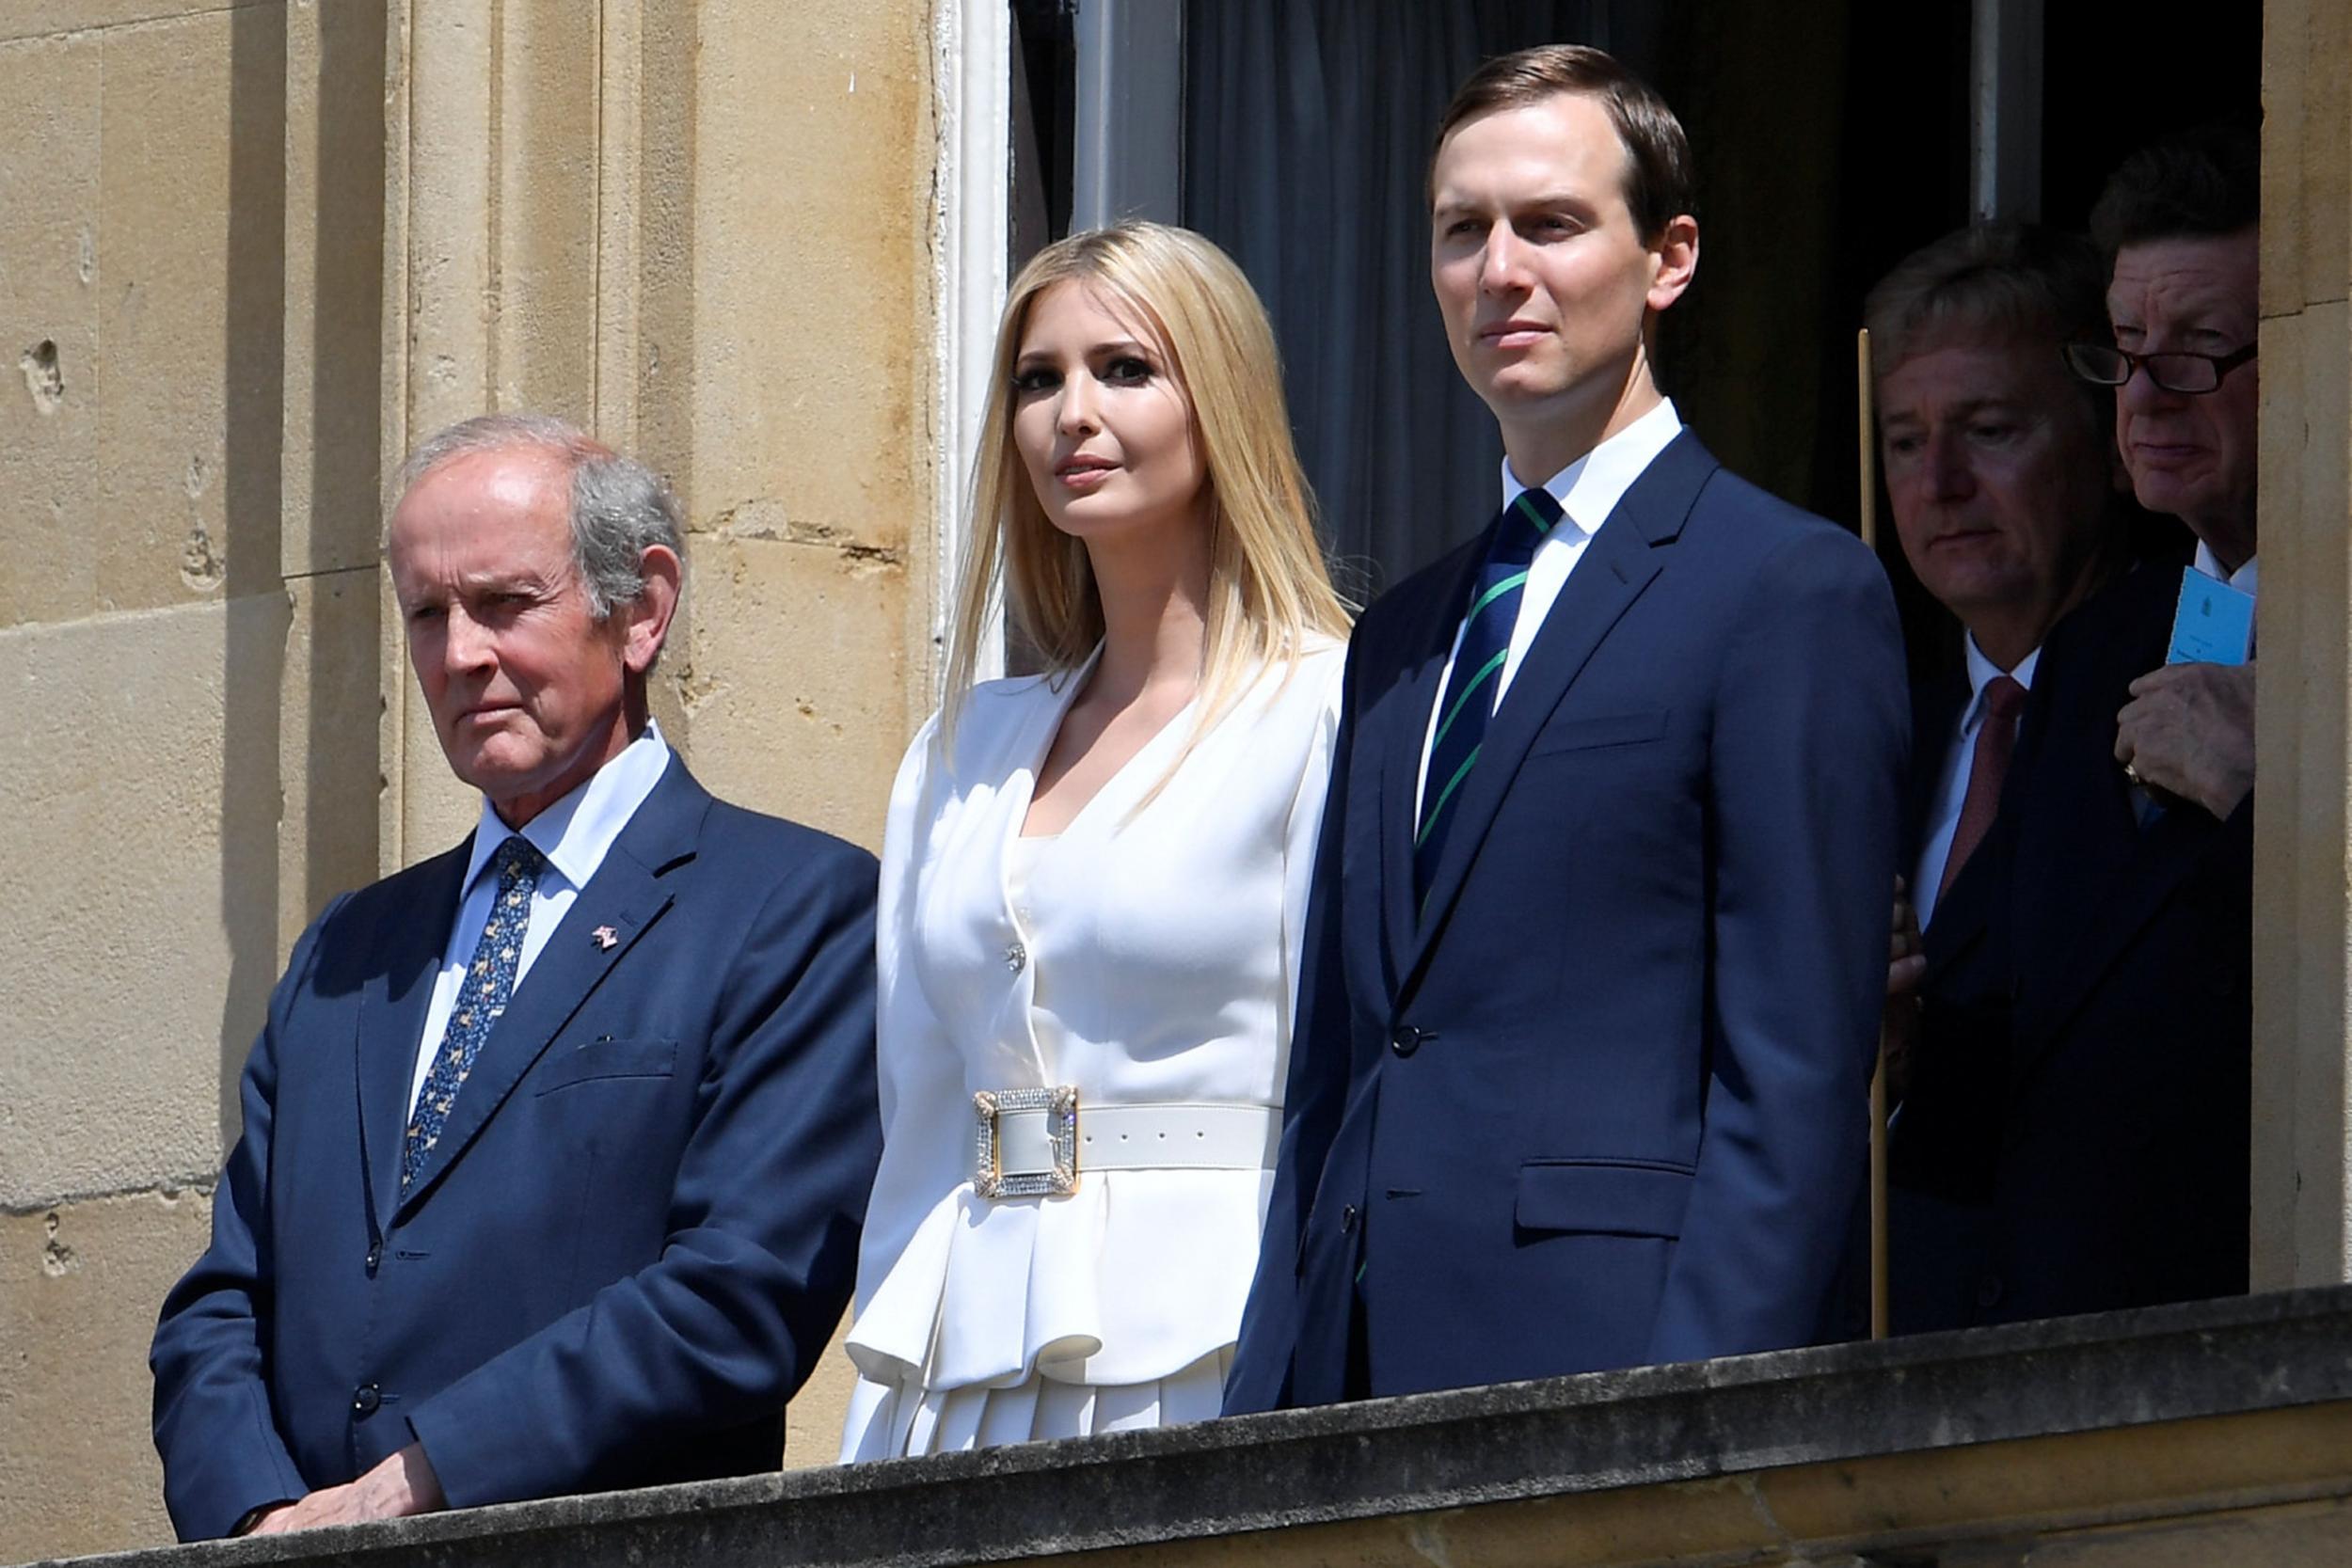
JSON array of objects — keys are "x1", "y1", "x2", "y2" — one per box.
[{"x1": 2063, "y1": 341, "x2": 2256, "y2": 395}]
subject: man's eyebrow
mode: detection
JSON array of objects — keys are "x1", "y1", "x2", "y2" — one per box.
[
  {"x1": 453, "y1": 567, "x2": 549, "y2": 597},
  {"x1": 1433, "y1": 191, "x2": 1597, "y2": 217},
  {"x1": 1880, "y1": 395, "x2": 2019, "y2": 424}
]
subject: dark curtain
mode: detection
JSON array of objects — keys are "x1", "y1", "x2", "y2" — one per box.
[{"x1": 1183, "y1": 1, "x2": 1667, "y2": 598}]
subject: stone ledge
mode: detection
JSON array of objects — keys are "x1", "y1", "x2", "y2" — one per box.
[{"x1": 36, "y1": 1286, "x2": 2352, "y2": 1568}]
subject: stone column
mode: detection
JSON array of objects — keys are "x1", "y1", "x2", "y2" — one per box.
[
  {"x1": 386, "y1": 0, "x2": 938, "y2": 862},
  {"x1": 0, "y1": 2, "x2": 389, "y2": 1554},
  {"x1": 2252, "y1": 0, "x2": 2352, "y2": 1289}
]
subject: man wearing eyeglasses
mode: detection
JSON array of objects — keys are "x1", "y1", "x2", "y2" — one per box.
[{"x1": 2074, "y1": 124, "x2": 2261, "y2": 824}]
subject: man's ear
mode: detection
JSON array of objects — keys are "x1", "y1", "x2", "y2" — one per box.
[
  {"x1": 1647, "y1": 214, "x2": 1699, "y2": 313},
  {"x1": 619, "y1": 545, "x2": 682, "y2": 674}
]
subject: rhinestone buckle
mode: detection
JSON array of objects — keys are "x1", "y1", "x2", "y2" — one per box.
[{"x1": 973, "y1": 1085, "x2": 1080, "y2": 1198}]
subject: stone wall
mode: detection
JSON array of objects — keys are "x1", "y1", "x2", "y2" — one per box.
[
  {"x1": 0, "y1": 4, "x2": 940, "y2": 1559},
  {"x1": 2252, "y1": 0, "x2": 2352, "y2": 1292}
]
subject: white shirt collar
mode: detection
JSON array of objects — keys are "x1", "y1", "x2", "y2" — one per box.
[
  {"x1": 2192, "y1": 540, "x2": 2259, "y2": 597},
  {"x1": 1960, "y1": 635, "x2": 2040, "y2": 734},
  {"x1": 1500, "y1": 397, "x2": 1685, "y2": 537},
  {"x1": 461, "y1": 719, "x2": 674, "y2": 896}
]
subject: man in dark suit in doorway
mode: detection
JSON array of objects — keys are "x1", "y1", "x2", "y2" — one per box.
[
  {"x1": 1227, "y1": 45, "x2": 1906, "y2": 1409},
  {"x1": 1872, "y1": 222, "x2": 2252, "y2": 1331},
  {"x1": 2091, "y1": 125, "x2": 2261, "y2": 837}
]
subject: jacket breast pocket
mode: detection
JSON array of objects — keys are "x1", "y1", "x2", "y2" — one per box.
[
  {"x1": 1516, "y1": 1157, "x2": 1694, "y2": 1238},
  {"x1": 1526, "y1": 708, "x2": 1670, "y2": 757},
  {"x1": 534, "y1": 1037, "x2": 678, "y2": 1095}
]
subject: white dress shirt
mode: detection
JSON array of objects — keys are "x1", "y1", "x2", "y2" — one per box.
[
  {"x1": 1913, "y1": 639, "x2": 2040, "y2": 931},
  {"x1": 841, "y1": 642, "x2": 1344, "y2": 1450},
  {"x1": 2192, "y1": 540, "x2": 2259, "y2": 598},
  {"x1": 1416, "y1": 397, "x2": 1684, "y2": 810},
  {"x1": 408, "y1": 721, "x2": 674, "y2": 1113}
]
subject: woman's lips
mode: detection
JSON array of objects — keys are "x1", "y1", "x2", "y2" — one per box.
[{"x1": 1055, "y1": 457, "x2": 1117, "y2": 490}]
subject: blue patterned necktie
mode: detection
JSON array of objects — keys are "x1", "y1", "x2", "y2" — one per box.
[
  {"x1": 1416, "y1": 485, "x2": 1565, "y2": 900},
  {"x1": 404, "y1": 835, "x2": 546, "y2": 1190}
]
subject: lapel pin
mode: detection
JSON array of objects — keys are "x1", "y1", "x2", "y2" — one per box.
[{"x1": 591, "y1": 925, "x2": 619, "y2": 951}]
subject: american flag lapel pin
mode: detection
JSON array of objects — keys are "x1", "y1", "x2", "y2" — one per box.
[{"x1": 591, "y1": 925, "x2": 619, "y2": 951}]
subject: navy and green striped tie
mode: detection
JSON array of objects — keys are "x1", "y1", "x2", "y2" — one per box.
[{"x1": 1415, "y1": 485, "x2": 1564, "y2": 900}]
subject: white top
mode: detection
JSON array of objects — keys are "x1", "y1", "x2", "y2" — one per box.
[
  {"x1": 1416, "y1": 398, "x2": 1684, "y2": 810},
  {"x1": 2192, "y1": 541, "x2": 2259, "y2": 598},
  {"x1": 409, "y1": 721, "x2": 673, "y2": 1112},
  {"x1": 1913, "y1": 639, "x2": 2039, "y2": 931},
  {"x1": 841, "y1": 641, "x2": 1346, "y2": 1416}
]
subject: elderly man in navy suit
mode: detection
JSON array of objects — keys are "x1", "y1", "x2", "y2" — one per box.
[
  {"x1": 151, "y1": 415, "x2": 881, "y2": 1539},
  {"x1": 1227, "y1": 45, "x2": 1906, "y2": 1409}
]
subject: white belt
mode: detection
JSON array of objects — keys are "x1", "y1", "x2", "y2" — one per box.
[{"x1": 972, "y1": 1087, "x2": 1279, "y2": 1199}]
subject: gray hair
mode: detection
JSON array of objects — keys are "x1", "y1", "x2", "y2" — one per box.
[
  {"x1": 1863, "y1": 223, "x2": 2114, "y2": 436},
  {"x1": 391, "y1": 412, "x2": 685, "y2": 621}
]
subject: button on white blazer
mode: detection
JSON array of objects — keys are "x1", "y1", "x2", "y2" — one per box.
[{"x1": 839, "y1": 640, "x2": 1345, "y2": 1456}]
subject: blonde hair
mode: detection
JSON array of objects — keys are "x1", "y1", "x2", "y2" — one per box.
[{"x1": 943, "y1": 221, "x2": 1351, "y2": 745}]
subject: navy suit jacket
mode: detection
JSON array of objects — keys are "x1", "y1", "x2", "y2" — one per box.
[
  {"x1": 1227, "y1": 433, "x2": 1908, "y2": 1409},
  {"x1": 151, "y1": 757, "x2": 881, "y2": 1541},
  {"x1": 1889, "y1": 562, "x2": 2251, "y2": 1329}
]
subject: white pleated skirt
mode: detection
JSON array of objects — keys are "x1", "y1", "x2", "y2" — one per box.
[{"x1": 841, "y1": 1347, "x2": 1233, "y2": 1461}]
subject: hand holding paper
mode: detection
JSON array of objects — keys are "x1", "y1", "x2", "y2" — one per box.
[{"x1": 2115, "y1": 660, "x2": 2256, "y2": 820}]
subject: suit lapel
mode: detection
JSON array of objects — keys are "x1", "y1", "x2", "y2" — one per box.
[
  {"x1": 1919, "y1": 848, "x2": 1996, "y2": 988},
  {"x1": 1915, "y1": 673, "x2": 2006, "y2": 990},
  {"x1": 1905, "y1": 672, "x2": 1965, "y2": 863},
  {"x1": 393, "y1": 761, "x2": 708, "y2": 1216},
  {"x1": 1401, "y1": 434, "x2": 1713, "y2": 986},
  {"x1": 2003, "y1": 570, "x2": 2208, "y2": 1073},
  {"x1": 2012, "y1": 784, "x2": 2212, "y2": 1074},
  {"x1": 357, "y1": 842, "x2": 471, "y2": 1238},
  {"x1": 1376, "y1": 536, "x2": 1486, "y2": 983}
]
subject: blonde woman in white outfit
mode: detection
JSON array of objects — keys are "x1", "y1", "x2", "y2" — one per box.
[{"x1": 839, "y1": 222, "x2": 1352, "y2": 1460}]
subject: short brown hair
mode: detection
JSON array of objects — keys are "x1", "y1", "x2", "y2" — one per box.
[
  {"x1": 2090, "y1": 121, "x2": 2259, "y2": 256},
  {"x1": 1430, "y1": 44, "x2": 1695, "y2": 240}
]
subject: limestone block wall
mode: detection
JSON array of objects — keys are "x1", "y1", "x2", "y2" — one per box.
[
  {"x1": 0, "y1": 4, "x2": 384, "y2": 1558},
  {"x1": 1, "y1": 2, "x2": 940, "y2": 1559},
  {"x1": 2252, "y1": 0, "x2": 2352, "y2": 1292}
]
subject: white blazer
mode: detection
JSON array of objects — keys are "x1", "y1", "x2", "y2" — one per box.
[{"x1": 842, "y1": 641, "x2": 1346, "y2": 1418}]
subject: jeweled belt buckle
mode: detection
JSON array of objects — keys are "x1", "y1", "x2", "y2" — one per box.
[{"x1": 974, "y1": 1085, "x2": 1079, "y2": 1198}]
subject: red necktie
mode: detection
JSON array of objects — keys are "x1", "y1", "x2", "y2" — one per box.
[{"x1": 1938, "y1": 674, "x2": 2027, "y2": 903}]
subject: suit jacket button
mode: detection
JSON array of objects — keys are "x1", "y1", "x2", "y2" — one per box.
[
  {"x1": 1390, "y1": 1025, "x2": 1422, "y2": 1057},
  {"x1": 352, "y1": 1383, "x2": 382, "y2": 1417},
  {"x1": 1341, "y1": 1203, "x2": 1359, "y2": 1233},
  {"x1": 1975, "y1": 1275, "x2": 2006, "y2": 1310},
  {"x1": 364, "y1": 1243, "x2": 382, "y2": 1275}
]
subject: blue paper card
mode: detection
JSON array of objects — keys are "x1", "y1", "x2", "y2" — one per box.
[{"x1": 2167, "y1": 565, "x2": 2255, "y2": 666}]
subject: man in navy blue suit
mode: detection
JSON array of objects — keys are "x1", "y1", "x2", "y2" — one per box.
[
  {"x1": 1226, "y1": 45, "x2": 1906, "y2": 1409},
  {"x1": 151, "y1": 415, "x2": 880, "y2": 1539}
]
